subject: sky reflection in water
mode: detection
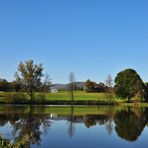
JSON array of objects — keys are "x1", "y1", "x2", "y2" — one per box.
[{"x1": 0, "y1": 106, "x2": 148, "y2": 148}]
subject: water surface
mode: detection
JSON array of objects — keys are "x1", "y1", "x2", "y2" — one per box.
[{"x1": 0, "y1": 105, "x2": 148, "y2": 148}]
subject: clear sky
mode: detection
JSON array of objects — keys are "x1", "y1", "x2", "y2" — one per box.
[{"x1": 0, "y1": 0, "x2": 148, "y2": 83}]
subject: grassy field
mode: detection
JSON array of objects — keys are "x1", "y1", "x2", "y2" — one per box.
[
  {"x1": 0, "y1": 91, "x2": 118, "y2": 105},
  {"x1": 0, "y1": 91, "x2": 147, "y2": 106},
  {"x1": 44, "y1": 91, "x2": 148, "y2": 105},
  {"x1": 44, "y1": 91, "x2": 116, "y2": 101},
  {"x1": 0, "y1": 91, "x2": 113, "y2": 100}
]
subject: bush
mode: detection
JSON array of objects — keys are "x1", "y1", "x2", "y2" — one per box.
[
  {"x1": 35, "y1": 93, "x2": 46, "y2": 103},
  {"x1": 4, "y1": 92, "x2": 27, "y2": 104},
  {"x1": 3, "y1": 92, "x2": 13, "y2": 103}
]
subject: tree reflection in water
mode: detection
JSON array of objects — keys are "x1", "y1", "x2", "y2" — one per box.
[
  {"x1": 66, "y1": 106, "x2": 148, "y2": 141},
  {"x1": 67, "y1": 106, "x2": 75, "y2": 138},
  {"x1": 0, "y1": 106, "x2": 51, "y2": 147},
  {"x1": 0, "y1": 106, "x2": 148, "y2": 147},
  {"x1": 114, "y1": 107, "x2": 146, "y2": 141}
]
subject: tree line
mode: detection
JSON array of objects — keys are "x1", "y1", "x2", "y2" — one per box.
[
  {"x1": 0, "y1": 60, "x2": 148, "y2": 103},
  {"x1": 85, "y1": 69, "x2": 148, "y2": 102},
  {"x1": 0, "y1": 60, "x2": 51, "y2": 104},
  {"x1": 0, "y1": 75, "x2": 51, "y2": 93},
  {"x1": 85, "y1": 74, "x2": 113, "y2": 93}
]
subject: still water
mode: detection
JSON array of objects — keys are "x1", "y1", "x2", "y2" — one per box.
[{"x1": 0, "y1": 105, "x2": 148, "y2": 148}]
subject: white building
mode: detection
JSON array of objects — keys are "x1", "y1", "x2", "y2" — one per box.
[{"x1": 51, "y1": 89, "x2": 58, "y2": 93}]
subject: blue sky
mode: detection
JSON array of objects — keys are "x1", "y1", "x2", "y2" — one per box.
[{"x1": 0, "y1": 0, "x2": 148, "y2": 83}]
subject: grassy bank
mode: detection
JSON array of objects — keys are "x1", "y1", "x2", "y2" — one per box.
[
  {"x1": 0, "y1": 91, "x2": 117, "y2": 105},
  {"x1": 0, "y1": 91, "x2": 147, "y2": 106}
]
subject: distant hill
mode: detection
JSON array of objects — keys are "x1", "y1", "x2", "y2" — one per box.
[
  {"x1": 50, "y1": 84, "x2": 67, "y2": 90},
  {"x1": 73, "y1": 82, "x2": 85, "y2": 88},
  {"x1": 50, "y1": 82, "x2": 85, "y2": 90}
]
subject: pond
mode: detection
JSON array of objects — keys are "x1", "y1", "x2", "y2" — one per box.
[{"x1": 0, "y1": 105, "x2": 148, "y2": 148}]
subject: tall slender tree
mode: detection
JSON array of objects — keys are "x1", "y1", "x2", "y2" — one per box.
[
  {"x1": 68, "y1": 72, "x2": 76, "y2": 105},
  {"x1": 105, "y1": 74, "x2": 113, "y2": 88},
  {"x1": 105, "y1": 74, "x2": 114, "y2": 103}
]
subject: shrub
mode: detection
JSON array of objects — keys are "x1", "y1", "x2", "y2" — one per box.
[
  {"x1": 35, "y1": 93, "x2": 46, "y2": 103},
  {"x1": 4, "y1": 92, "x2": 27, "y2": 104},
  {"x1": 3, "y1": 92, "x2": 13, "y2": 103}
]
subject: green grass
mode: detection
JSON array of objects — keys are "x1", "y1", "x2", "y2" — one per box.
[
  {"x1": 45, "y1": 91, "x2": 116, "y2": 101},
  {"x1": 0, "y1": 91, "x2": 148, "y2": 106},
  {"x1": 1, "y1": 91, "x2": 116, "y2": 104}
]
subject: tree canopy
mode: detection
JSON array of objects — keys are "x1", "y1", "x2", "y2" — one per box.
[
  {"x1": 114, "y1": 68, "x2": 145, "y2": 102},
  {"x1": 15, "y1": 60, "x2": 44, "y2": 103}
]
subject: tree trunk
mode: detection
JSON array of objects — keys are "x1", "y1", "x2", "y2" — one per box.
[
  {"x1": 71, "y1": 90, "x2": 74, "y2": 105},
  {"x1": 128, "y1": 96, "x2": 130, "y2": 103},
  {"x1": 30, "y1": 90, "x2": 34, "y2": 105}
]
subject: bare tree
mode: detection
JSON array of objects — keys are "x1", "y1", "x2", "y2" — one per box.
[
  {"x1": 68, "y1": 72, "x2": 76, "y2": 105},
  {"x1": 105, "y1": 74, "x2": 113, "y2": 88},
  {"x1": 42, "y1": 73, "x2": 52, "y2": 92},
  {"x1": 105, "y1": 74, "x2": 114, "y2": 104}
]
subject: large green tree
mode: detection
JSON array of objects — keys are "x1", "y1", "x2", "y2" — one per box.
[
  {"x1": 114, "y1": 68, "x2": 145, "y2": 102},
  {"x1": 144, "y1": 83, "x2": 148, "y2": 102},
  {"x1": 15, "y1": 60, "x2": 44, "y2": 104}
]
